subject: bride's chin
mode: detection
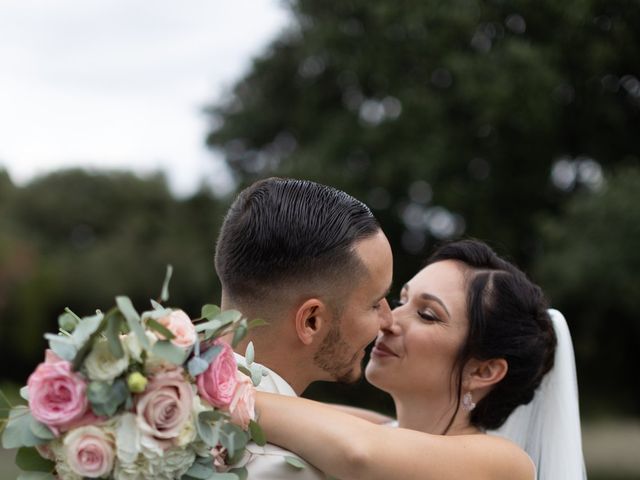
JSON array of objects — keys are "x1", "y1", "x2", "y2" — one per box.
[{"x1": 364, "y1": 360, "x2": 390, "y2": 389}]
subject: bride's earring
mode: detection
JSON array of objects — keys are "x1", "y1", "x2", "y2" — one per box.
[{"x1": 462, "y1": 392, "x2": 476, "y2": 412}]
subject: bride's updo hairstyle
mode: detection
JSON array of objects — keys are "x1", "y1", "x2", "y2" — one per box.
[{"x1": 428, "y1": 240, "x2": 557, "y2": 431}]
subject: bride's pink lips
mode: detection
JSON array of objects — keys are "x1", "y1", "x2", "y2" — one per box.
[{"x1": 371, "y1": 341, "x2": 398, "y2": 358}]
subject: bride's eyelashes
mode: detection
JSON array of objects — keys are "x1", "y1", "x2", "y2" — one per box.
[{"x1": 417, "y1": 308, "x2": 440, "y2": 322}]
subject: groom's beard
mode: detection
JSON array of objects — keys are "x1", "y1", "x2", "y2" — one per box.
[{"x1": 313, "y1": 321, "x2": 363, "y2": 384}]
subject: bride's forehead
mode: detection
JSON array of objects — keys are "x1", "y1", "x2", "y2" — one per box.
[{"x1": 407, "y1": 260, "x2": 466, "y2": 290}]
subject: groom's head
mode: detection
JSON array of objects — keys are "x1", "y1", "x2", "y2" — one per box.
[{"x1": 215, "y1": 178, "x2": 393, "y2": 389}]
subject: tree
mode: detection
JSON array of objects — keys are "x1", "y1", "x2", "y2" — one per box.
[
  {"x1": 0, "y1": 169, "x2": 226, "y2": 381},
  {"x1": 206, "y1": 0, "x2": 640, "y2": 285},
  {"x1": 205, "y1": 0, "x2": 640, "y2": 413},
  {"x1": 534, "y1": 166, "x2": 640, "y2": 415}
]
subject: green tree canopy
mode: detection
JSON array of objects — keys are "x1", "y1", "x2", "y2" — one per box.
[
  {"x1": 0, "y1": 169, "x2": 225, "y2": 381},
  {"x1": 207, "y1": 0, "x2": 640, "y2": 283},
  {"x1": 535, "y1": 166, "x2": 640, "y2": 414}
]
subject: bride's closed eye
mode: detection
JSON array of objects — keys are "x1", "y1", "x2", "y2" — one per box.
[{"x1": 417, "y1": 308, "x2": 440, "y2": 322}]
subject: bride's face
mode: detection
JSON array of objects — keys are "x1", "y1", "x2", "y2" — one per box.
[{"x1": 365, "y1": 260, "x2": 469, "y2": 399}]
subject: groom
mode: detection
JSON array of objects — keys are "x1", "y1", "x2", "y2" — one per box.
[{"x1": 214, "y1": 177, "x2": 393, "y2": 478}]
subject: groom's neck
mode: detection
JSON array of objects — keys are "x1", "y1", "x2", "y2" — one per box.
[{"x1": 235, "y1": 334, "x2": 313, "y2": 395}]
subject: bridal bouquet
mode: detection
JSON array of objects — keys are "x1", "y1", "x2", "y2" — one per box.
[{"x1": 0, "y1": 267, "x2": 267, "y2": 480}]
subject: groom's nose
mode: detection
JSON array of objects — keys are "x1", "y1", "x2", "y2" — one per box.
[{"x1": 377, "y1": 298, "x2": 393, "y2": 330}]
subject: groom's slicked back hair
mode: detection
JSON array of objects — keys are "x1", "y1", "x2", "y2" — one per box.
[{"x1": 215, "y1": 177, "x2": 380, "y2": 313}]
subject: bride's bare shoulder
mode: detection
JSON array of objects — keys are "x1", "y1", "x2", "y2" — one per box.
[{"x1": 451, "y1": 434, "x2": 535, "y2": 480}]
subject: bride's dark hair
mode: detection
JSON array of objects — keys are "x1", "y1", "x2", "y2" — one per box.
[{"x1": 427, "y1": 239, "x2": 557, "y2": 432}]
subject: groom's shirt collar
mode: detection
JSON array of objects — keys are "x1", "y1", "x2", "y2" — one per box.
[{"x1": 233, "y1": 352, "x2": 297, "y2": 397}]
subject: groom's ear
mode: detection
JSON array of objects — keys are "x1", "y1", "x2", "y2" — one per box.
[{"x1": 294, "y1": 298, "x2": 327, "y2": 345}]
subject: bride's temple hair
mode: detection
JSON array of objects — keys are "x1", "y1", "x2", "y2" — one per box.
[{"x1": 427, "y1": 240, "x2": 557, "y2": 433}]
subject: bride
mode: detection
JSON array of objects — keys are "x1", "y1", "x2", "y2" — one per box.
[{"x1": 254, "y1": 239, "x2": 587, "y2": 479}]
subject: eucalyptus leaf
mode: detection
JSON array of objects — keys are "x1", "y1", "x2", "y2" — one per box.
[
  {"x1": 160, "y1": 264, "x2": 173, "y2": 302},
  {"x1": 231, "y1": 322, "x2": 248, "y2": 348},
  {"x1": 215, "y1": 310, "x2": 243, "y2": 325},
  {"x1": 229, "y1": 467, "x2": 248, "y2": 480},
  {"x1": 71, "y1": 313, "x2": 108, "y2": 371},
  {"x1": 196, "y1": 414, "x2": 221, "y2": 447},
  {"x1": 116, "y1": 296, "x2": 149, "y2": 350},
  {"x1": 249, "y1": 420, "x2": 266, "y2": 446},
  {"x1": 220, "y1": 430, "x2": 235, "y2": 458},
  {"x1": 29, "y1": 419, "x2": 54, "y2": 441},
  {"x1": 184, "y1": 462, "x2": 214, "y2": 480},
  {"x1": 202, "y1": 345, "x2": 222, "y2": 363},
  {"x1": 2, "y1": 407, "x2": 47, "y2": 448},
  {"x1": 57, "y1": 312, "x2": 78, "y2": 332},
  {"x1": 146, "y1": 317, "x2": 176, "y2": 340},
  {"x1": 187, "y1": 356, "x2": 210, "y2": 377},
  {"x1": 150, "y1": 299, "x2": 164, "y2": 310},
  {"x1": 208, "y1": 473, "x2": 239, "y2": 480},
  {"x1": 245, "y1": 342, "x2": 254, "y2": 366},
  {"x1": 151, "y1": 340, "x2": 187, "y2": 365},
  {"x1": 17, "y1": 473, "x2": 56, "y2": 480},
  {"x1": 63, "y1": 307, "x2": 83, "y2": 324},
  {"x1": 284, "y1": 456, "x2": 308, "y2": 469},
  {"x1": 250, "y1": 363, "x2": 264, "y2": 387},
  {"x1": 195, "y1": 319, "x2": 221, "y2": 333},
  {"x1": 88, "y1": 379, "x2": 128, "y2": 417},
  {"x1": 201, "y1": 304, "x2": 221, "y2": 320},
  {"x1": 247, "y1": 318, "x2": 269, "y2": 329},
  {"x1": 15, "y1": 447, "x2": 56, "y2": 472},
  {"x1": 105, "y1": 315, "x2": 125, "y2": 359},
  {"x1": 220, "y1": 423, "x2": 248, "y2": 459},
  {"x1": 43, "y1": 334, "x2": 76, "y2": 361},
  {"x1": 20, "y1": 386, "x2": 29, "y2": 401},
  {"x1": 71, "y1": 311, "x2": 104, "y2": 347},
  {"x1": 237, "y1": 365, "x2": 252, "y2": 378}
]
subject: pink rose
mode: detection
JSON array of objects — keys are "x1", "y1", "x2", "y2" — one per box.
[
  {"x1": 196, "y1": 340, "x2": 238, "y2": 409},
  {"x1": 63, "y1": 425, "x2": 115, "y2": 478},
  {"x1": 229, "y1": 372, "x2": 256, "y2": 429},
  {"x1": 27, "y1": 355, "x2": 89, "y2": 435},
  {"x1": 135, "y1": 368, "x2": 193, "y2": 448},
  {"x1": 154, "y1": 310, "x2": 196, "y2": 349}
]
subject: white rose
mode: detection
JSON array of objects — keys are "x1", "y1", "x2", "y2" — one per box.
[
  {"x1": 122, "y1": 332, "x2": 156, "y2": 363},
  {"x1": 84, "y1": 339, "x2": 129, "y2": 383}
]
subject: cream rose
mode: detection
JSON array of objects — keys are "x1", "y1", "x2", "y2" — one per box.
[
  {"x1": 153, "y1": 310, "x2": 196, "y2": 349},
  {"x1": 63, "y1": 425, "x2": 115, "y2": 478},
  {"x1": 84, "y1": 339, "x2": 129, "y2": 383},
  {"x1": 135, "y1": 369, "x2": 193, "y2": 449},
  {"x1": 229, "y1": 372, "x2": 256, "y2": 429}
]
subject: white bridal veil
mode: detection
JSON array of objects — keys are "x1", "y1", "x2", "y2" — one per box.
[{"x1": 490, "y1": 309, "x2": 587, "y2": 479}]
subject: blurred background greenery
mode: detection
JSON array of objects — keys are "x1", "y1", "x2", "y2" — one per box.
[{"x1": 2, "y1": 0, "x2": 639, "y2": 478}]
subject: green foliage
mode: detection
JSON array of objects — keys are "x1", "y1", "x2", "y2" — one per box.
[
  {"x1": 206, "y1": 0, "x2": 640, "y2": 281},
  {"x1": 534, "y1": 166, "x2": 640, "y2": 414},
  {"x1": 205, "y1": 0, "x2": 640, "y2": 415},
  {"x1": 0, "y1": 169, "x2": 226, "y2": 383}
]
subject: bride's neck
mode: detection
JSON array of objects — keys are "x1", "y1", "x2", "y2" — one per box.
[{"x1": 393, "y1": 393, "x2": 479, "y2": 436}]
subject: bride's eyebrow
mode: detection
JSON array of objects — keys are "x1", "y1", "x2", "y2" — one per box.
[
  {"x1": 419, "y1": 293, "x2": 451, "y2": 319},
  {"x1": 403, "y1": 283, "x2": 451, "y2": 318}
]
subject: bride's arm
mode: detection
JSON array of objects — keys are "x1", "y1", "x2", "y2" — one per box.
[
  {"x1": 327, "y1": 404, "x2": 394, "y2": 424},
  {"x1": 256, "y1": 392, "x2": 534, "y2": 480}
]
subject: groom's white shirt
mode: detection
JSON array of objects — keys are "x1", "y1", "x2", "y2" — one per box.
[{"x1": 234, "y1": 354, "x2": 325, "y2": 479}]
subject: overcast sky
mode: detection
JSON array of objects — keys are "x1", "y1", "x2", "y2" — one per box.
[{"x1": 0, "y1": 0, "x2": 289, "y2": 196}]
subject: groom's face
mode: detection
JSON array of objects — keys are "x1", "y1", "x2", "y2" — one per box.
[{"x1": 313, "y1": 230, "x2": 393, "y2": 383}]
